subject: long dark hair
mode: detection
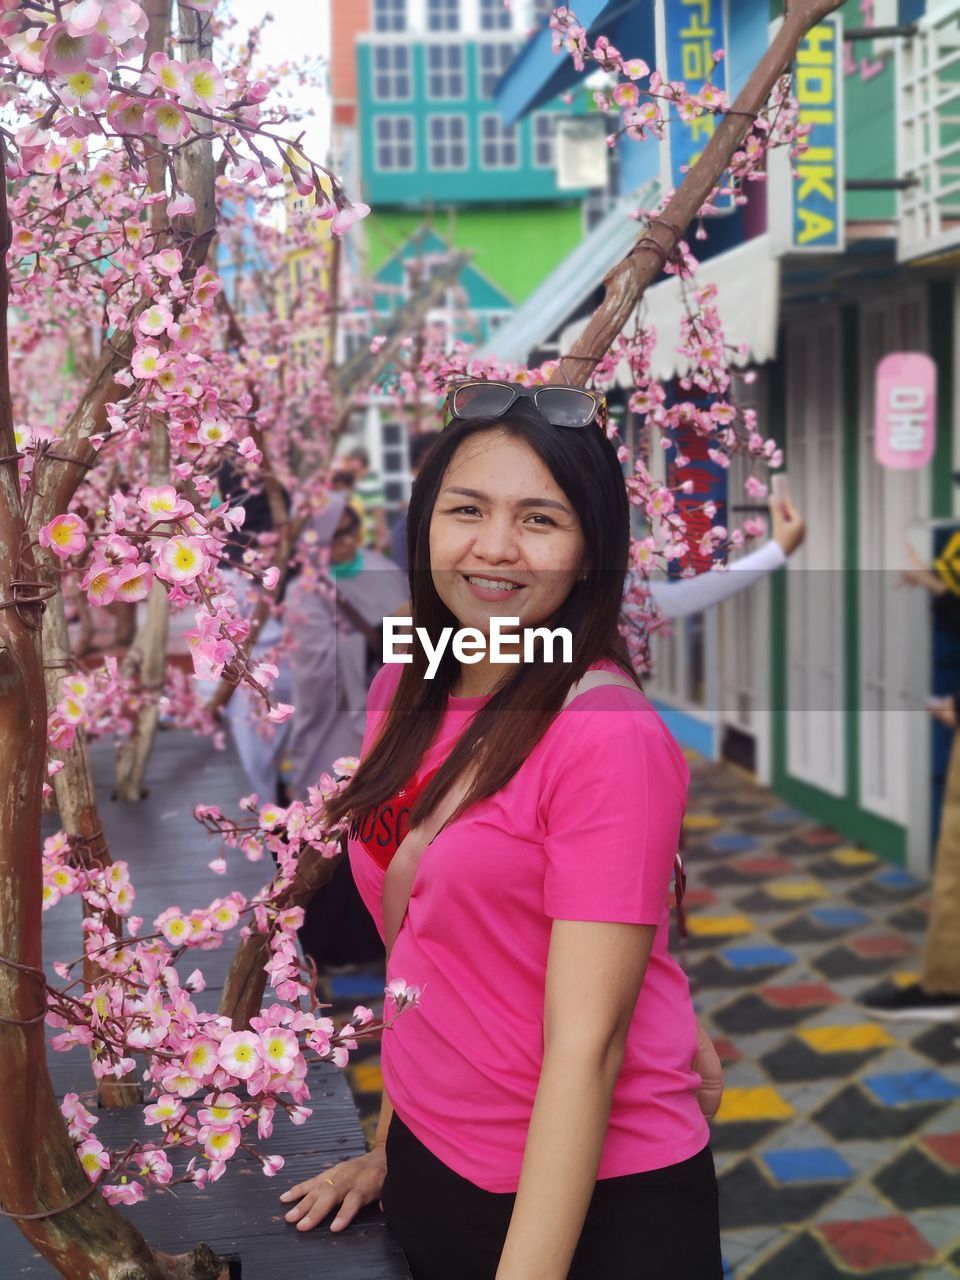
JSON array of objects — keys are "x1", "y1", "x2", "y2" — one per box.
[{"x1": 325, "y1": 402, "x2": 634, "y2": 828}]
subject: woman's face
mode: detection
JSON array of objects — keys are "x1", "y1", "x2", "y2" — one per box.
[
  {"x1": 331, "y1": 510, "x2": 361, "y2": 564},
  {"x1": 428, "y1": 430, "x2": 587, "y2": 634}
]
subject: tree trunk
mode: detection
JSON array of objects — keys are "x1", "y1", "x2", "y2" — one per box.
[
  {"x1": 0, "y1": 138, "x2": 223, "y2": 1280},
  {"x1": 115, "y1": 0, "x2": 216, "y2": 801},
  {"x1": 40, "y1": 586, "x2": 143, "y2": 1107},
  {"x1": 552, "y1": 0, "x2": 844, "y2": 390}
]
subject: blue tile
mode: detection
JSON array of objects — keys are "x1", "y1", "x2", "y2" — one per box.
[
  {"x1": 708, "y1": 833, "x2": 758, "y2": 853},
  {"x1": 766, "y1": 807, "x2": 804, "y2": 824},
  {"x1": 864, "y1": 1070, "x2": 960, "y2": 1107},
  {"x1": 875, "y1": 869, "x2": 920, "y2": 890},
  {"x1": 810, "y1": 905, "x2": 870, "y2": 929},
  {"x1": 723, "y1": 945, "x2": 796, "y2": 970},
  {"x1": 328, "y1": 975, "x2": 388, "y2": 999},
  {"x1": 762, "y1": 1147, "x2": 854, "y2": 1183}
]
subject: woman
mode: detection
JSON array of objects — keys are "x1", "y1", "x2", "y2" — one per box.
[
  {"x1": 283, "y1": 494, "x2": 407, "y2": 969},
  {"x1": 281, "y1": 388, "x2": 723, "y2": 1277}
]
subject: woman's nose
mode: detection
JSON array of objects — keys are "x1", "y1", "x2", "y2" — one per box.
[{"x1": 471, "y1": 516, "x2": 519, "y2": 564}]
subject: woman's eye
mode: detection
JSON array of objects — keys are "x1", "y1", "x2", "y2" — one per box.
[
  {"x1": 525, "y1": 513, "x2": 557, "y2": 527},
  {"x1": 449, "y1": 505, "x2": 481, "y2": 517}
]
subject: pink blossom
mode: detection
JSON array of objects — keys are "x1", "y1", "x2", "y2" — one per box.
[
  {"x1": 331, "y1": 202, "x2": 371, "y2": 236},
  {"x1": 106, "y1": 94, "x2": 148, "y2": 136},
  {"x1": 77, "y1": 1137, "x2": 110, "y2": 1182},
  {"x1": 142, "y1": 51, "x2": 186, "y2": 96},
  {"x1": 58, "y1": 68, "x2": 110, "y2": 110},
  {"x1": 137, "y1": 303, "x2": 172, "y2": 336},
  {"x1": 39, "y1": 513, "x2": 86, "y2": 559},
  {"x1": 218, "y1": 1030, "x2": 262, "y2": 1080},
  {"x1": 259, "y1": 1028, "x2": 298, "y2": 1075},
  {"x1": 182, "y1": 59, "x2": 225, "y2": 109},
  {"x1": 167, "y1": 191, "x2": 196, "y2": 218},
  {"x1": 151, "y1": 247, "x2": 183, "y2": 277},
  {"x1": 131, "y1": 345, "x2": 164, "y2": 378},
  {"x1": 157, "y1": 536, "x2": 206, "y2": 584},
  {"x1": 145, "y1": 99, "x2": 190, "y2": 146},
  {"x1": 43, "y1": 24, "x2": 112, "y2": 76},
  {"x1": 103, "y1": 1181, "x2": 146, "y2": 1206},
  {"x1": 135, "y1": 1149, "x2": 173, "y2": 1185}
]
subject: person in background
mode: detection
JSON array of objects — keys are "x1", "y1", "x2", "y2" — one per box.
[
  {"x1": 283, "y1": 495, "x2": 407, "y2": 971},
  {"x1": 862, "y1": 541, "x2": 960, "y2": 1022},
  {"x1": 215, "y1": 459, "x2": 294, "y2": 805},
  {"x1": 391, "y1": 433, "x2": 438, "y2": 571},
  {"x1": 345, "y1": 445, "x2": 390, "y2": 554}
]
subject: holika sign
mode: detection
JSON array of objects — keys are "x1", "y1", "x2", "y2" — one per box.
[
  {"x1": 874, "y1": 352, "x2": 937, "y2": 470},
  {"x1": 769, "y1": 12, "x2": 845, "y2": 253}
]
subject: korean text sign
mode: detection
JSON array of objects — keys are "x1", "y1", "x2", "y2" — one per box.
[
  {"x1": 874, "y1": 352, "x2": 937, "y2": 471},
  {"x1": 663, "y1": 0, "x2": 733, "y2": 212}
]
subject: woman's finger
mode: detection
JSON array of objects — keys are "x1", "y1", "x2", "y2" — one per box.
[
  {"x1": 292, "y1": 1189, "x2": 338, "y2": 1231},
  {"x1": 331, "y1": 1187, "x2": 367, "y2": 1232}
]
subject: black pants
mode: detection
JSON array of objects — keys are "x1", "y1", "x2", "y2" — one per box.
[{"x1": 382, "y1": 1113, "x2": 723, "y2": 1280}]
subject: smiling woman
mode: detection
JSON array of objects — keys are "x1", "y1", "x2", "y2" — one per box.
[{"x1": 283, "y1": 397, "x2": 723, "y2": 1280}]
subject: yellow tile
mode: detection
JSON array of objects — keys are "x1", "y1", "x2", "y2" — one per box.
[
  {"x1": 893, "y1": 970, "x2": 921, "y2": 988},
  {"x1": 351, "y1": 1062, "x2": 384, "y2": 1094},
  {"x1": 684, "y1": 814, "x2": 723, "y2": 830},
  {"x1": 766, "y1": 879, "x2": 829, "y2": 901},
  {"x1": 715, "y1": 1086, "x2": 794, "y2": 1123},
  {"x1": 833, "y1": 847, "x2": 877, "y2": 866},
  {"x1": 686, "y1": 914, "x2": 755, "y2": 937},
  {"x1": 798, "y1": 1024, "x2": 896, "y2": 1054}
]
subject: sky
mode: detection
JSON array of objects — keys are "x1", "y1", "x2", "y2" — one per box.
[{"x1": 222, "y1": 0, "x2": 332, "y2": 159}]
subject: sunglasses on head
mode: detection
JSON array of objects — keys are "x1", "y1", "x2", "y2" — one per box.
[{"x1": 444, "y1": 379, "x2": 607, "y2": 432}]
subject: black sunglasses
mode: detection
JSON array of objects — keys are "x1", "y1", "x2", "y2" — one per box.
[{"x1": 444, "y1": 379, "x2": 607, "y2": 431}]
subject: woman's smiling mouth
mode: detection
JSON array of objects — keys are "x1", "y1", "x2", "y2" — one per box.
[{"x1": 462, "y1": 573, "x2": 526, "y2": 602}]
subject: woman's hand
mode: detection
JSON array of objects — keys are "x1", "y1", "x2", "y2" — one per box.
[
  {"x1": 769, "y1": 487, "x2": 806, "y2": 557},
  {"x1": 279, "y1": 1146, "x2": 387, "y2": 1232},
  {"x1": 692, "y1": 1019, "x2": 724, "y2": 1121}
]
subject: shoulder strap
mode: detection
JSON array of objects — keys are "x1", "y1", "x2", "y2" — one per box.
[{"x1": 562, "y1": 669, "x2": 639, "y2": 710}]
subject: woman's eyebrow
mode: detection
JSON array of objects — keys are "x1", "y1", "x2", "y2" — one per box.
[{"x1": 443, "y1": 486, "x2": 572, "y2": 515}]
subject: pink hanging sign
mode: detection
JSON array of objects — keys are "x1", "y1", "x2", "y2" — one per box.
[{"x1": 874, "y1": 352, "x2": 937, "y2": 471}]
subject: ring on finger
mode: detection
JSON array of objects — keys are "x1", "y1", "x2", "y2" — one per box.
[{"x1": 323, "y1": 1178, "x2": 336, "y2": 1187}]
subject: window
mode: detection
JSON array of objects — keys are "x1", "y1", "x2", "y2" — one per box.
[
  {"x1": 480, "y1": 0, "x2": 512, "y2": 30},
  {"x1": 533, "y1": 0, "x2": 556, "y2": 19},
  {"x1": 372, "y1": 45, "x2": 411, "y2": 101},
  {"x1": 532, "y1": 112, "x2": 557, "y2": 166},
  {"x1": 426, "y1": 44, "x2": 464, "y2": 99},
  {"x1": 428, "y1": 115, "x2": 468, "y2": 169},
  {"x1": 427, "y1": 0, "x2": 459, "y2": 31},
  {"x1": 480, "y1": 114, "x2": 519, "y2": 168},
  {"x1": 373, "y1": 0, "x2": 406, "y2": 32},
  {"x1": 374, "y1": 116, "x2": 415, "y2": 171},
  {"x1": 478, "y1": 42, "x2": 518, "y2": 98}
]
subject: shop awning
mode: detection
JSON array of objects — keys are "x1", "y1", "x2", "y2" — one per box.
[{"x1": 557, "y1": 232, "x2": 780, "y2": 386}]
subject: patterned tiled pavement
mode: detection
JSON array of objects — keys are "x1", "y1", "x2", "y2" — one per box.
[{"x1": 319, "y1": 753, "x2": 960, "y2": 1277}]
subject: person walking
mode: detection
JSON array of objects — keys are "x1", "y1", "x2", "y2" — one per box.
[{"x1": 281, "y1": 384, "x2": 723, "y2": 1278}]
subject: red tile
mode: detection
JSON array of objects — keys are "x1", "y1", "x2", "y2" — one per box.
[
  {"x1": 761, "y1": 982, "x2": 842, "y2": 1009},
  {"x1": 802, "y1": 827, "x2": 843, "y2": 847},
  {"x1": 923, "y1": 1133, "x2": 960, "y2": 1171},
  {"x1": 849, "y1": 933, "x2": 915, "y2": 959},
  {"x1": 820, "y1": 1216, "x2": 936, "y2": 1271},
  {"x1": 711, "y1": 1037, "x2": 743, "y2": 1064},
  {"x1": 733, "y1": 854, "x2": 798, "y2": 876},
  {"x1": 682, "y1": 888, "x2": 718, "y2": 908}
]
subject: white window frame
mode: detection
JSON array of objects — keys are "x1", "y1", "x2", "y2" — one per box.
[
  {"x1": 371, "y1": 44, "x2": 412, "y2": 102},
  {"x1": 479, "y1": 112, "x2": 520, "y2": 169},
  {"x1": 373, "y1": 0, "x2": 407, "y2": 33},
  {"x1": 479, "y1": 0, "x2": 512, "y2": 30},
  {"x1": 531, "y1": 111, "x2": 557, "y2": 168},
  {"x1": 427, "y1": 0, "x2": 460, "y2": 31},
  {"x1": 425, "y1": 43, "x2": 465, "y2": 100},
  {"x1": 477, "y1": 40, "x2": 518, "y2": 98},
  {"x1": 427, "y1": 114, "x2": 468, "y2": 171},
  {"x1": 373, "y1": 115, "x2": 416, "y2": 172}
]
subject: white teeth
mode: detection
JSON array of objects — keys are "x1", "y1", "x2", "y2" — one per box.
[{"x1": 466, "y1": 576, "x2": 521, "y2": 591}]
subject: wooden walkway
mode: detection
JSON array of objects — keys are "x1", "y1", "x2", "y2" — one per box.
[{"x1": 1, "y1": 730, "x2": 411, "y2": 1279}]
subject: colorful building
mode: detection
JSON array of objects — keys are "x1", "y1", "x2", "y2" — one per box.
[
  {"x1": 328, "y1": 0, "x2": 602, "y2": 518},
  {"x1": 483, "y1": 0, "x2": 959, "y2": 873}
]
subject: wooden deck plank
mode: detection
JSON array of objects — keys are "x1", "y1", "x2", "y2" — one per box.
[{"x1": 1, "y1": 733, "x2": 410, "y2": 1277}]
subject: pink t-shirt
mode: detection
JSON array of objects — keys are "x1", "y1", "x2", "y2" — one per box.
[{"x1": 347, "y1": 661, "x2": 709, "y2": 1193}]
